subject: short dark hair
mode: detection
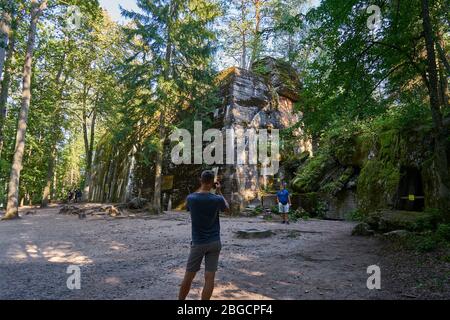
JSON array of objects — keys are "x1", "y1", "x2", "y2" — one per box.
[{"x1": 201, "y1": 170, "x2": 215, "y2": 184}]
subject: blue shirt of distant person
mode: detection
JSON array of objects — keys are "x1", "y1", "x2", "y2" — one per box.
[
  {"x1": 179, "y1": 170, "x2": 230, "y2": 301},
  {"x1": 277, "y1": 182, "x2": 292, "y2": 225}
]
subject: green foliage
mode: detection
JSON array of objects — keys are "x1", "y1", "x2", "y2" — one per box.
[
  {"x1": 293, "y1": 192, "x2": 327, "y2": 219},
  {"x1": 298, "y1": 0, "x2": 448, "y2": 137},
  {"x1": 414, "y1": 233, "x2": 441, "y2": 253},
  {"x1": 270, "y1": 205, "x2": 279, "y2": 214},
  {"x1": 407, "y1": 227, "x2": 450, "y2": 253},
  {"x1": 357, "y1": 159, "x2": 400, "y2": 214},
  {"x1": 1, "y1": 0, "x2": 448, "y2": 213},
  {"x1": 346, "y1": 210, "x2": 365, "y2": 222},
  {"x1": 436, "y1": 224, "x2": 450, "y2": 242},
  {"x1": 321, "y1": 167, "x2": 355, "y2": 196},
  {"x1": 391, "y1": 221, "x2": 450, "y2": 253},
  {"x1": 289, "y1": 208, "x2": 310, "y2": 222},
  {"x1": 252, "y1": 63, "x2": 270, "y2": 76},
  {"x1": 254, "y1": 206, "x2": 263, "y2": 214},
  {"x1": 291, "y1": 151, "x2": 333, "y2": 193},
  {"x1": 290, "y1": 0, "x2": 449, "y2": 220},
  {"x1": 0, "y1": 1, "x2": 116, "y2": 205}
]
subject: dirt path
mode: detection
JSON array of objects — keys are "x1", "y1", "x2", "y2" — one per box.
[{"x1": 0, "y1": 205, "x2": 440, "y2": 300}]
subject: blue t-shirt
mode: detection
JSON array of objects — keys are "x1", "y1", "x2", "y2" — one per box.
[
  {"x1": 187, "y1": 193, "x2": 227, "y2": 245},
  {"x1": 277, "y1": 189, "x2": 290, "y2": 205}
]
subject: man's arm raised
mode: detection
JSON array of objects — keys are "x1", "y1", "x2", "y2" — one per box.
[{"x1": 216, "y1": 182, "x2": 231, "y2": 215}]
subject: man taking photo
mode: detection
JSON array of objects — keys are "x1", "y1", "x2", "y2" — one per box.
[{"x1": 178, "y1": 170, "x2": 230, "y2": 300}]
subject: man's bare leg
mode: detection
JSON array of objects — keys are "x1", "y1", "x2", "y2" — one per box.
[
  {"x1": 179, "y1": 271, "x2": 197, "y2": 300},
  {"x1": 201, "y1": 272, "x2": 216, "y2": 300}
]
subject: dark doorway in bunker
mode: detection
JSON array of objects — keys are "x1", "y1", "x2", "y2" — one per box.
[{"x1": 395, "y1": 167, "x2": 425, "y2": 212}]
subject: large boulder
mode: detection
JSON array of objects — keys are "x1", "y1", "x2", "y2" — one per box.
[{"x1": 371, "y1": 210, "x2": 435, "y2": 232}]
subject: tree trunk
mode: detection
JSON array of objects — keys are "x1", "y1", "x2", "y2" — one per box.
[
  {"x1": 435, "y1": 40, "x2": 450, "y2": 75},
  {"x1": 287, "y1": 33, "x2": 293, "y2": 63},
  {"x1": 250, "y1": 0, "x2": 261, "y2": 66},
  {"x1": 52, "y1": 154, "x2": 58, "y2": 199},
  {"x1": 240, "y1": 0, "x2": 247, "y2": 69},
  {"x1": 421, "y1": 0, "x2": 450, "y2": 219},
  {"x1": 153, "y1": 113, "x2": 165, "y2": 213},
  {"x1": 40, "y1": 147, "x2": 56, "y2": 207},
  {"x1": 83, "y1": 107, "x2": 96, "y2": 202},
  {"x1": 241, "y1": 31, "x2": 247, "y2": 69},
  {"x1": 436, "y1": 35, "x2": 449, "y2": 109},
  {"x1": 0, "y1": 13, "x2": 10, "y2": 83},
  {"x1": 81, "y1": 87, "x2": 90, "y2": 201},
  {"x1": 153, "y1": 0, "x2": 178, "y2": 214},
  {"x1": 4, "y1": 0, "x2": 47, "y2": 220},
  {"x1": 0, "y1": 8, "x2": 16, "y2": 158},
  {"x1": 41, "y1": 54, "x2": 66, "y2": 208}
]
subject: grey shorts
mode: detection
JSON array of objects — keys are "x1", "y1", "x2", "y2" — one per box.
[{"x1": 186, "y1": 241, "x2": 222, "y2": 273}]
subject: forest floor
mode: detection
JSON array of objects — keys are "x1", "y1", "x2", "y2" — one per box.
[{"x1": 0, "y1": 204, "x2": 449, "y2": 300}]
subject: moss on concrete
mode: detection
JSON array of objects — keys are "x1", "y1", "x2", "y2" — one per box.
[
  {"x1": 368, "y1": 210, "x2": 437, "y2": 232},
  {"x1": 291, "y1": 151, "x2": 335, "y2": 193},
  {"x1": 357, "y1": 160, "x2": 400, "y2": 214},
  {"x1": 321, "y1": 167, "x2": 355, "y2": 195}
]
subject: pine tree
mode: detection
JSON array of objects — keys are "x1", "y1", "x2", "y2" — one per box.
[{"x1": 122, "y1": 0, "x2": 220, "y2": 213}]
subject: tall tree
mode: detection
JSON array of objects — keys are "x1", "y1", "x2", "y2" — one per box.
[
  {"x1": 3, "y1": 0, "x2": 47, "y2": 220},
  {"x1": 219, "y1": 0, "x2": 252, "y2": 68},
  {"x1": 122, "y1": 0, "x2": 220, "y2": 213},
  {"x1": 295, "y1": 0, "x2": 449, "y2": 217},
  {"x1": 220, "y1": 0, "x2": 310, "y2": 69},
  {"x1": 268, "y1": 0, "x2": 309, "y2": 63},
  {"x1": 73, "y1": 12, "x2": 120, "y2": 202},
  {"x1": 420, "y1": 0, "x2": 450, "y2": 217},
  {"x1": 0, "y1": 1, "x2": 17, "y2": 157},
  {"x1": 40, "y1": 50, "x2": 68, "y2": 208},
  {"x1": 249, "y1": 0, "x2": 262, "y2": 65},
  {"x1": 0, "y1": 1, "x2": 11, "y2": 82}
]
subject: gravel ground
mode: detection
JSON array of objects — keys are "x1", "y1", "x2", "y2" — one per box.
[{"x1": 0, "y1": 205, "x2": 448, "y2": 300}]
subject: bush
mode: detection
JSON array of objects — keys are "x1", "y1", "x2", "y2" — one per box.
[
  {"x1": 403, "y1": 225, "x2": 450, "y2": 253},
  {"x1": 346, "y1": 210, "x2": 365, "y2": 222},
  {"x1": 291, "y1": 151, "x2": 335, "y2": 193},
  {"x1": 289, "y1": 208, "x2": 310, "y2": 222},
  {"x1": 314, "y1": 200, "x2": 328, "y2": 219},
  {"x1": 414, "y1": 233, "x2": 440, "y2": 253},
  {"x1": 249, "y1": 206, "x2": 263, "y2": 216},
  {"x1": 436, "y1": 224, "x2": 450, "y2": 242},
  {"x1": 413, "y1": 208, "x2": 444, "y2": 231}
]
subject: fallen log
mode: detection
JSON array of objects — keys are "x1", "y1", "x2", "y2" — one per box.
[{"x1": 58, "y1": 205, "x2": 124, "y2": 218}]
